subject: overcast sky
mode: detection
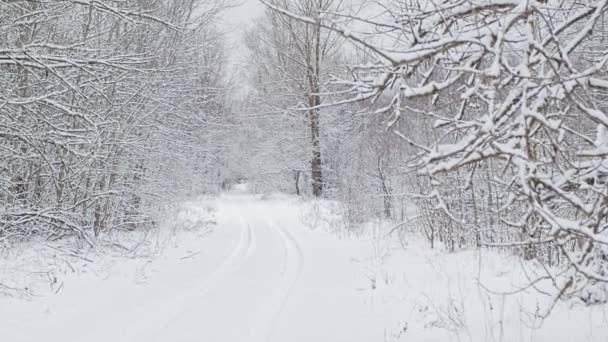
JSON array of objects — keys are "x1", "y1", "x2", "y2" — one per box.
[
  {"x1": 220, "y1": 1, "x2": 265, "y2": 71},
  {"x1": 219, "y1": 1, "x2": 266, "y2": 94},
  {"x1": 221, "y1": 1, "x2": 265, "y2": 49}
]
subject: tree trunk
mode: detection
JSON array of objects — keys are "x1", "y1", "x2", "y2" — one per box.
[
  {"x1": 295, "y1": 170, "x2": 302, "y2": 196},
  {"x1": 309, "y1": 103, "x2": 323, "y2": 197},
  {"x1": 378, "y1": 155, "x2": 392, "y2": 218},
  {"x1": 308, "y1": 14, "x2": 323, "y2": 197}
]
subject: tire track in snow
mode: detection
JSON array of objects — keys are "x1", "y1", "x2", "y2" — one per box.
[
  {"x1": 185, "y1": 213, "x2": 254, "y2": 293},
  {"x1": 253, "y1": 217, "x2": 304, "y2": 342},
  {"x1": 205, "y1": 214, "x2": 254, "y2": 287},
  {"x1": 76, "y1": 203, "x2": 256, "y2": 342},
  {"x1": 148, "y1": 213, "x2": 256, "y2": 338}
]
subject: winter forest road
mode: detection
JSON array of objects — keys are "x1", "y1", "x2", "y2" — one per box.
[
  {"x1": 148, "y1": 192, "x2": 381, "y2": 342},
  {"x1": 145, "y1": 192, "x2": 383, "y2": 342},
  {"x1": 5, "y1": 191, "x2": 385, "y2": 342},
  {"x1": 150, "y1": 192, "x2": 310, "y2": 342}
]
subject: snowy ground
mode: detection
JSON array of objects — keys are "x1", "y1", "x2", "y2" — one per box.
[{"x1": 1, "y1": 190, "x2": 607, "y2": 341}]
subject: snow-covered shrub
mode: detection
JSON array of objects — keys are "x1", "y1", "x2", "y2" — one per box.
[{"x1": 299, "y1": 199, "x2": 349, "y2": 235}]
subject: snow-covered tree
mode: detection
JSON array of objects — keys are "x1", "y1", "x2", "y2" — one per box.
[
  {"x1": 242, "y1": 0, "x2": 348, "y2": 197},
  {"x1": 0, "y1": 0, "x2": 231, "y2": 243},
  {"x1": 264, "y1": 0, "x2": 608, "y2": 304}
]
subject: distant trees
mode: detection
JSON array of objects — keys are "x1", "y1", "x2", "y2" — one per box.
[
  {"x1": 239, "y1": 0, "x2": 412, "y2": 223},
  {"x1": 0, "y1": 0, "x2": 231, "y2": 243},
  {"x1": 243, "y1": 0, "x2": 346, "y2": 197}
]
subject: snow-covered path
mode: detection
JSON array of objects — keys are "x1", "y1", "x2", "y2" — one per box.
[
  {"x1": 147, "y1": 193, "x2": 311, "y2": 342},
  {"x1": 1, "y1": 192, "x2": 382, "y2": 342},
  {"x1": 152, "y1": 192, "x2": 380, "y2": 342},
  {"x1": 5, "y1": 192, "x2": 606, "y2": 342}
]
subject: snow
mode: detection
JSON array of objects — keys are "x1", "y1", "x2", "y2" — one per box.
[
  {"x1": 596, "y1": 124, "x2": 608, "y2": 147},
  {"x1": 1, "y1": 192, "x2": 607, "y2": 341}
]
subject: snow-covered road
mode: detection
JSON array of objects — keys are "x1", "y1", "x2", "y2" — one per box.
[
  {"x1": 5, "y1": 192, "x2": 607, "y2": 342},
  {"x1": 152, "y1": 192, "x2": 381, "y2": 342},
  {"x1": 1, "y1": 192, "x2": 384, "y2": 342},
  {"x1": 148, "y1": 193, "x2": 310, "y2": 342}
]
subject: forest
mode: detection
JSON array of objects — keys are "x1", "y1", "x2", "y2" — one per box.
[{"x1": 1, "y1": 0, "x2": 608, "y2": 341}]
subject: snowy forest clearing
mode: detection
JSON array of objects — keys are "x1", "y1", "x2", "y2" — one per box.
[{"x1": 1, "y1": 192, "x2": 606, "y2": 342}]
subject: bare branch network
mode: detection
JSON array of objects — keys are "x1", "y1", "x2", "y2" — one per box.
[
  {"x1": 257, "y1": 0, "x2": 608, "y2": 306},
  {"x1": 0, "y1": 0, "x2": 231, "y2": 244}
]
